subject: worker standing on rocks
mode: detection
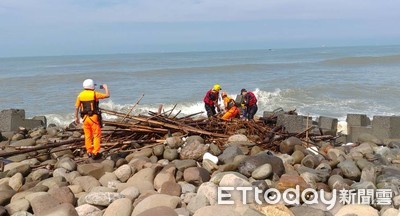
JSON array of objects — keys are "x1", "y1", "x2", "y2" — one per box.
[
  {"x1": 75, "y1": 79, "x2": 110, "y2": 159},
  {"x1": 241, "y1": 89, "x2": 258, "y2": 120},
  {"x1": 221, "y1": 92, "x2": 240, "y2": 120},
  {"x1": 203, "y1": 84, "x2": 222, "y2": 118}
]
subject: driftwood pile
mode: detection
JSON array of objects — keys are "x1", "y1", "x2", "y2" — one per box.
[{"x1": 0, "y1": 101, "x2": 337, "y2": 169}]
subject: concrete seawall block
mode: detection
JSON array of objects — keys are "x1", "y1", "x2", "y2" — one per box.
[{"x1": 0, "y1": 109, "x2": 45, "y2": 132}]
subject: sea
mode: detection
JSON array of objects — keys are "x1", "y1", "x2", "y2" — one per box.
[{"x1": 1, "y1": 45, "x2": 400, "y2": 127}]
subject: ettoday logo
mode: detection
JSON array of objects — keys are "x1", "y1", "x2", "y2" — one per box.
[{"x1": 217, "y1": 186, "x2": 393, "y2": 210}]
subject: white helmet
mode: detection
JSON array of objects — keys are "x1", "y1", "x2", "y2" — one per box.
[{"x1": 83, "y1": 79, "x2": 95, "y2": 90}]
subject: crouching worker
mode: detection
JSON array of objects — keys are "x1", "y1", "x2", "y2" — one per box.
[
  {"x1": 75, "y1": 79, "x2": 110, "y2": 159},
  {"x1": 221, "y1": 92, "x2": 240, "y2": 120},
  {"x1": 203, "y1": 84, "x2": 222, "y2": 118},
  {"x1": 241, "y1": 88, "x2": 258, "y2": 120}
]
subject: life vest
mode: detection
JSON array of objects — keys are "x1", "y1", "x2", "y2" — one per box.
[
  {"x1": 246, "y1": 92, "x2": 257, "y2": 107},
  {"x1": 79, "y1": 91, "x2": 100, "y2": 118},
  {"x1": 204, "y1": 90, "x2": 218, "y2": 106}
]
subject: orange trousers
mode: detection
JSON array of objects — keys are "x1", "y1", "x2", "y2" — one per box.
[
  {"x1": 82, "y1": 114, "x2": 101, "y2": 155},
  {"x1": 221, "y1": 106, "x2": 240, "y2": 120}
]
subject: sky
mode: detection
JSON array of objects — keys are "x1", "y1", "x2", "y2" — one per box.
[{"x1": 0, "y1": 0, "x2": 399, "y2": 57}]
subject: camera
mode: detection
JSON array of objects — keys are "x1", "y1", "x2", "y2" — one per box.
[{"x1": 99, "y1": 85, "x2": 104, "y2": 89}]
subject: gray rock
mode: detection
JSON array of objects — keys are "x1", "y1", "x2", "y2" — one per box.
[
  {"x1": 11, "y1": 139, "x2": 36, "y2": 147},
  {"x1": 187, "y1": 194, "x2": 209, "y2": 214},
  {"x1": 238, "y1": 152, "x2": 285, "y2": 177},
  {"x1": 218, "y1": 146, "x2": 243, "y2": 164},
  {"x1": 228, "y1": 134, "x2": 248, "y2": 143},
  {"x1": 196, "y1": 182, "x2": 219, "y2": 205},
  {"x1": 202, "y1": 159, "x2": 218, "y2": 173},
  {"x1": 0, "y1": 189, "x2": 16, "y2": 206},
  {"x1": 175, "y1": 208, "x2": 190, "y2": 216},
  {"x1": 173, "y1": 160, "x2": 197, "y2": 171},
  {"x1": 55, "y1": 157, "x2": 77, "y2": 171},
  {"x1": 11, "y1": 133, "x2": 25, "y2": 141},
  {"x1": 10, "y1": 211, "x2": 33, "y2": 216},
  {"x1": 131, "y1": 194, "x2": 181, "y2": 216},
  {"x1": 166, "y1": 137, "x2": 184, "y2": 149},
  {"x1": 8, "y1": 173, "x2": 24, "y2": 191},
  {"x1": 27, "y1": 168, "x2": 50, "y2": 182},
  {"x1": 50, "y1": 146, "x2": 73, "y2": 159},
  {"x1": 41, "y1": 203, "x2": 79, "y2": 216},
  {"x1": 154, "y1": 165, "x2": 176, "y2": 190},
  {"x1": 186, "y1": 136, "x2": 204, "y2": 145},
  {"x1": 48, "y1": 186, "x2": 76, "y2": 205},
  {"x1": 75, "y1": 204, "x2": 101, "y2": 216},
  {"x1": 120, "y1": 187, "x2": 140, "y2": 201},
  {"x1": 179, "y1": 142, "x2": 208, "y2": 161},
  {"x1": 72, "y1": 176, "x2": 101, "y2": 192},
  {"x1": 85, "y1": 192, "x2": 125, "y2": 206},
  {"x1": 337, "y1": 160, "x2": 361, "y2": 181},
  {"x1": 251, "y1": 163, "x2": 272, "y2": 180},
  {"x1": 280, "y1": 137, "x2": 302, "y2": 154},
  {"x1": 193, "y1": 206, "x2": 240, "y2": 216},
  {"x1": 153, "y1": 145, "x2": 164, "y2": 157},
  {"x1": 125, "y1": 148, "x2": 153, "y2": 161},
  {"x1": 164, "y1": 149, "x2": 179, "y2": 161},
  {"x1": 114, "y1": 164, "x2": 132, "y2": 183},
  {"x1": 30, "y1": 194, "x2": 62, "y2": 215},
  {"x1": 178, "y1": 182, "x2": 196, "y2": 194},
  {"x1": 6, "y1": 163, "x2": 31, "y2": 177},
  {"x1": 103, "y1": 198, "x2": 132, "y2": 216},
  {"x1": 209, "y1": 143, "x2": 222, "y2": 156},
  {"x1": 160, "y1": 181, "x2": 181, "y2": 197},
  {"x1": 77, "y1": 163, "x2": 105, "y2": 180},
  {"x1": 99, "y1": 172, "x2": 118, "y2": 187},
  {"x1": 290, "y1": 206, "x2": 325, "y2": 216},
  {"x1": 137, "y1": 206, "x2": 179, "y2": 216},
  {"x1": 5, "y1": 199, "x2": 30, "y2": 215},
  {"x1": 90, "y1": 186, "x2": 116, "y2": 193},
  {"x1": 335, "y1": 204, "x2": 378, "y2": 216},
  {"x1": 126, "y1": 167, "x2": 156, "y2": 193},
  {"x1": 183, "y1": 167, "x2": 210, "y2": 186}
]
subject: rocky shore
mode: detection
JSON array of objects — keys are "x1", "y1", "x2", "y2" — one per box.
[{"x1": 1, "y1": 110, "x2": 400, "y2": 216}]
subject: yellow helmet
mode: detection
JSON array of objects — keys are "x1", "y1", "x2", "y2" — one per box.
[{"x1": 213, "y1": 84, "x2": 222, "y2": 91}]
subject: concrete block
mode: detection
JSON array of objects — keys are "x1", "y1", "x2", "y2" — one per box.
[
  {"x1": 318, "y1": 116, "x2": 338, "y2": 136},
  {"x1": 347, "y1": 126, "x2": 372, "y2": 143},
  {"x1": 372, "y1": 116, "x2": 400, "y2": 140},
  {"x1": 0, "y1": 109, "x2": 44, "y2": 132},
  {"x1": 33, "y1": 116, "x2": 47, "y2": 127},
  {"x1": 346, "y1": 114, "x2": 370, "y2": 126},
  {"x1": 278, "y1": 114, "x2": 306, "y2": 134}
]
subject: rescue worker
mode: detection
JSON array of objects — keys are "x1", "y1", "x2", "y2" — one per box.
[
  {"x1": 241, "y1": 89, "x2": 258, "y2": 120},
  {"x1": 75, "y1": 79, "x2": 110, "y2": 158},
  {"x1": 203, "y1": 84, "x2": 221, "y2": 118},
  {"x1": 221, "y1": 92, "x2": 240, "y2": 120}
]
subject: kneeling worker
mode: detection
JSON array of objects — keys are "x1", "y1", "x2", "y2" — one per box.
[
  {"x1": 75, "y1": 79, "x2": 110, "y2": 158},
  {"x1": 221, "y1": 92, "x2": 240, "y2": 120},
  {"x1": 203, "y1": 84, "x2": 222, "y2": 118}
]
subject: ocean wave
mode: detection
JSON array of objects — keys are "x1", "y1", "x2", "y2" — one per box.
[
  {"x1": 322, "y1": 54, "x2": 400, "y2": 65},
  {"x1": 45, "y1": 88, "x2": 398, "y2": 128}
]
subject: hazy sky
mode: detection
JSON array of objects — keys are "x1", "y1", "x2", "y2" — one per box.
[{"x1": 0, "y1": 0, "x2": 399, "y2": 57}]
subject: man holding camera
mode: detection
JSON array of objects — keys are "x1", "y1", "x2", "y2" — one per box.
[{"x1": 75, "y1": 79, "x2": 110, "y2": 159}]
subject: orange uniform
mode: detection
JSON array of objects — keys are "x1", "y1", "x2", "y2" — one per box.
[
  {"x1": 75, "y1": 90, "x2": 107, "y2": 155},
  {"x1": 221, "y1": 96, "x2": 240, "y2": 120}
]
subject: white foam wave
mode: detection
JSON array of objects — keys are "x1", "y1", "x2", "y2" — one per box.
[{"x1": 45, "y1": 88, "x2": 397, "y2": 129}]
